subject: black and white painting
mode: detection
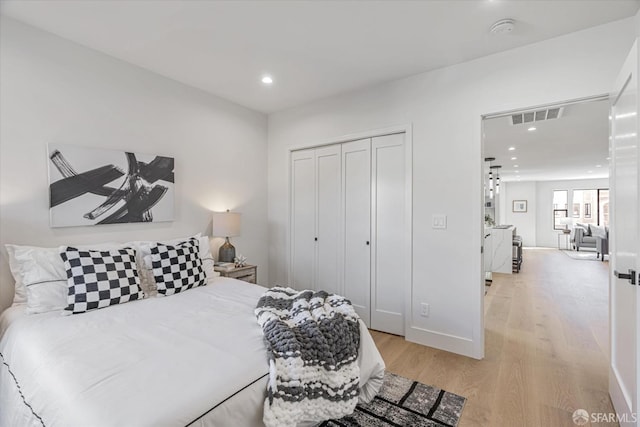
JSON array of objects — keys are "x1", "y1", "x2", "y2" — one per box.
[{"x1": 48, "y1": 144, "x2": 174, "y2": 228}]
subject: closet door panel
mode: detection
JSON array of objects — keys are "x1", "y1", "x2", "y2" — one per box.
[
  {"x1": 342, "y1": 139, "x2": 371, "y2": 326},
  {"x1": 315, "y1": 145, "x2": 342, "y2": 294},
  {"x1": 291, "y1": 149, "x2": 315, "y2": 290},
  {"x1": 371, "y1": 134, "x2": 405, "y2": 335}
]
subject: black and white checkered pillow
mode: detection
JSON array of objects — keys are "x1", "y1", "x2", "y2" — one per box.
[
  {"x1": 150, "y1": 238, "x2": 207, "y2": 296},
  {"x1": 60, "y1": 247, "x2": 143, "y2": 314}
]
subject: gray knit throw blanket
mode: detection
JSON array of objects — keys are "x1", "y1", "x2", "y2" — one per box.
[{"x1": 255, "y1": 287, "x2": 361, "y2": 427}]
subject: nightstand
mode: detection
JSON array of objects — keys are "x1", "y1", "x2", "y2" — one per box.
[{"x1": 215, "y1": 265, "x2": 257, "y2": 284}]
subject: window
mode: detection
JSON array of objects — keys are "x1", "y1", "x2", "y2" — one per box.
[
  {"x1": 573, "y1": 188, "x2": 609, "y2": 227},
  {"x1": 552, "y1": 190, "x2": 568, "y2": 230},
  {"x1": 598, "y1": 189, "x2": 609, "y2": 227}
]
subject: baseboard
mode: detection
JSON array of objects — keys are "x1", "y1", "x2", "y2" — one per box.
[
  {"x1": 609, "y1": 365, "x2": 636, "y2": 426},
  {"x1": 405, "y1": 326, "x2": 477, "y2": 359}
]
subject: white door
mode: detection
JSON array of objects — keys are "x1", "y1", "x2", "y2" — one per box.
[
  {"x1": 609, "y1": 40, "x2": 639, "y2": 426},
  {"x1": 316, "y1": 145, "x2": 342, "y2": 294},
  {"x1": 371, "y1": 134, "x2": 405, "y2": 335},
  {"x1": 342, "y1": 138, "x2": 372, "y2": 325},
  {"x1": 291, "y1": 149, "x2": 316, "y2": 290}
]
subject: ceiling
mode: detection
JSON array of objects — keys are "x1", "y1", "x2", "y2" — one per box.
[
  {"x1": 1, "y1": 1, "x2": 638, "y2": 113},
  {"x1": 483, "y1": 99, "x2": 610, "y2": 183}
]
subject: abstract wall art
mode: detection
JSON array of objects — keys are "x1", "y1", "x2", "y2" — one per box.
[{"x1": 48, "y1": 144, "x2": 174, "y2": 228}]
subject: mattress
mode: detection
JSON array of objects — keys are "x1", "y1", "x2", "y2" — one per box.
[{"x1": 0, "y1": 278, "x2": 385, "y2": 427}]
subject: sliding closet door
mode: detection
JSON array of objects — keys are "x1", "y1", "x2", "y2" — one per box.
[
  {"x1": 342, "y1": 139, "x2": 371, "y2": 325},
  {"x1": 315, "y1": 145, "x2": 342, "y2": 294},
  {"x1": 291, "y1": 149, "x2": 315, "y2": 290},
  {"x1": 371, "y1": 134, "x2": 405, "y2": 335}
]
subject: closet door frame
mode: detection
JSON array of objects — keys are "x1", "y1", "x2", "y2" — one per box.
[{"x1": 287, "y1": 124, "x2": 413, "y2": 335}]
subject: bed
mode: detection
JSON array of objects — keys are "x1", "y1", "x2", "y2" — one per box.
[{"x1": 0, "y1": 277, "x2": 385, "y2": 427}]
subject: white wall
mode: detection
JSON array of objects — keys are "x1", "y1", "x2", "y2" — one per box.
[
  {"x1": 501, "y1": 178, "x2": 609, "y2": 248},
  {"x1": 267, "y1": 18, "x2": 636, "y2": 358},
  {"x1": 502, "y1": 182, "x2": 537, "y2": 246},
  {"x1": 0, "y1": 18, "x2": 269, "y2": 311},
  {"x1": 535, "y1": 178, "x2": 609, "y2": 247}
]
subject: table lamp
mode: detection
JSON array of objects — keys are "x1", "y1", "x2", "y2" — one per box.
[
  {"x1": 212, "y1": 210, "x2": 241, "y2": 262},
  {"x1": 559, "y1": 217, "x2": 573, "y2": 234}
]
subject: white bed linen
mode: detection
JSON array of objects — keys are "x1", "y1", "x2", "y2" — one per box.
[{"x1": 0, "y1": 278, "x2": 385, "y2": 427}]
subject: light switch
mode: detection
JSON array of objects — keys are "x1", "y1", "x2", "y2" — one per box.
[{"x1": 432, "y1": 214, "x2": 447, "y2": 229}]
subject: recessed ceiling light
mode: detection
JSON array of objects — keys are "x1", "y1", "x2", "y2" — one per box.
[
  {"x1": 261, "y1": 75, "x2": 273, "y2": 84},
  {"x1": 588, "y1": 170, "x2": 593, "y2": 173},
  {"x1": 595, "y1": 164, "x2": 602, "y2": 168},
  {"x1": 527, "y1": 126, "x2": 536, "y2": 132},
  {"x1": 513, "y1": 165, "x2": 519, "y2": 168},
  {"x1": 508, "y1": 147, "x2": 516, "y2": 151},
  {"x1": 511, "y1": 157, "x2": 517, "y2": 160},
  {"x1": 606, "y1": 157, "x2": 611, "y2": 160}
]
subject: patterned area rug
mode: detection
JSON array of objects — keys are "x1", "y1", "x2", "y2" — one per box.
[
  {"x1": 319, "y1": 372, "x2": 466, "y2": 427},
  {"x1": 561, "y1": 249, "x2": 604, "y2": 261}
]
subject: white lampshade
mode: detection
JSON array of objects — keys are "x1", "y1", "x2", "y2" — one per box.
[
  {"x1": 212, "y1": 211, "x2": 241, "y2": 237},
  {"x1": 559, "y1": 217, "x2": 574, "y2": 226}
]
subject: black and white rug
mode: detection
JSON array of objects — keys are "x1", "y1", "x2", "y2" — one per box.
[{"x1": 319, "y1": 372, "x2": 466, "y2": 427}]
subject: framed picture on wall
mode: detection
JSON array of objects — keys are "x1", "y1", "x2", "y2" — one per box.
[
  {"x1": 512, "y1": 200, "x2": 527, "y2": 213},
  {"x1": 48, "y1": 144, "x2": 175, "y2": 228}
]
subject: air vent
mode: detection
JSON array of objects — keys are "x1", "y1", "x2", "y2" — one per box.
[
  {"x1": 546, "y1": 108, "x2": 561, "y2": 119},
  {"x1": 511, "y1": 107, "x2": 563, "y2": 125}
]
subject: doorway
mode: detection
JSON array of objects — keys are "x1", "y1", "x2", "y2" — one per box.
[{"x1": 479, "y1": 96, "x2": 613, "y2": 420}]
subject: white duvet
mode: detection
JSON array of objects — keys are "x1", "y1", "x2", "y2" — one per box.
[{"x1": 0, "y1": 278, "x2": 385, "y2": 427}]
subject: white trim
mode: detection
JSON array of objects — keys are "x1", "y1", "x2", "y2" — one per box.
[
  {"x1": 405, "y1": 326, "x2": 476, "y2": 358},
  {"x1": 404, "y1": 125, "x2": 414, "y2": 341},
  {"x1": 288, "y1": 124, "x2": 412, "y2": 152},
  {"x1": 481, "y1": 94, "x2": 609, "y2": 120},
  {"x1": 474, "y1": 115, "x2": 486, "y2": 360}
]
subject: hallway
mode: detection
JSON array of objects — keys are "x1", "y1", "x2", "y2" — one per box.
[{"x1": 371, "y1": 248, "x2": 613, "y2": 426}]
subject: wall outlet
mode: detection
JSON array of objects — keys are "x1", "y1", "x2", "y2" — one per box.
[{"x1": 420, "y1": 303, "x2": 430, "y2": 317}]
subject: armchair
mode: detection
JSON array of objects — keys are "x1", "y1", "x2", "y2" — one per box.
[
  {"x1": 572, "y1": 226, "x2": 597, "y2": 251},
  {"x1": 572, "y1": 224, "x2": 609, "y2": 260}
]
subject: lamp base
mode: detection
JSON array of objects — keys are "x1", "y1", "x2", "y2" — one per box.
[{"x1": 219, "y1": 237, "x2": 236, "y2": 263}]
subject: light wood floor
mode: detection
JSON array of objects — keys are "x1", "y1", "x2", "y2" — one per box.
[{"x1": 371, "y1": 248, "x2": 614, "y2": 427}]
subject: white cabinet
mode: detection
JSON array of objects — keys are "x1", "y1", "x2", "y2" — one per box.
[
  {"x1": 291, "y1": 133, "x2": 406, "y2": 336},
  {"x1": 290, "y1": 145, "x2": 341, "y2": 294},
  {"x1": 485, "y1": 226, "x2": 515, "y2": 274}
]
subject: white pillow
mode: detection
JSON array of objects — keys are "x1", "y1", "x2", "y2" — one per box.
[
  {"x1": 6, "y1": 244, "x2": 31, "y2": 304},
  {"x1": 5, "y1": 235, "x2": 216, "y2": 311},
  {"x1": 5, "y1": 242, "x2": 123, "y2": 314}
]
